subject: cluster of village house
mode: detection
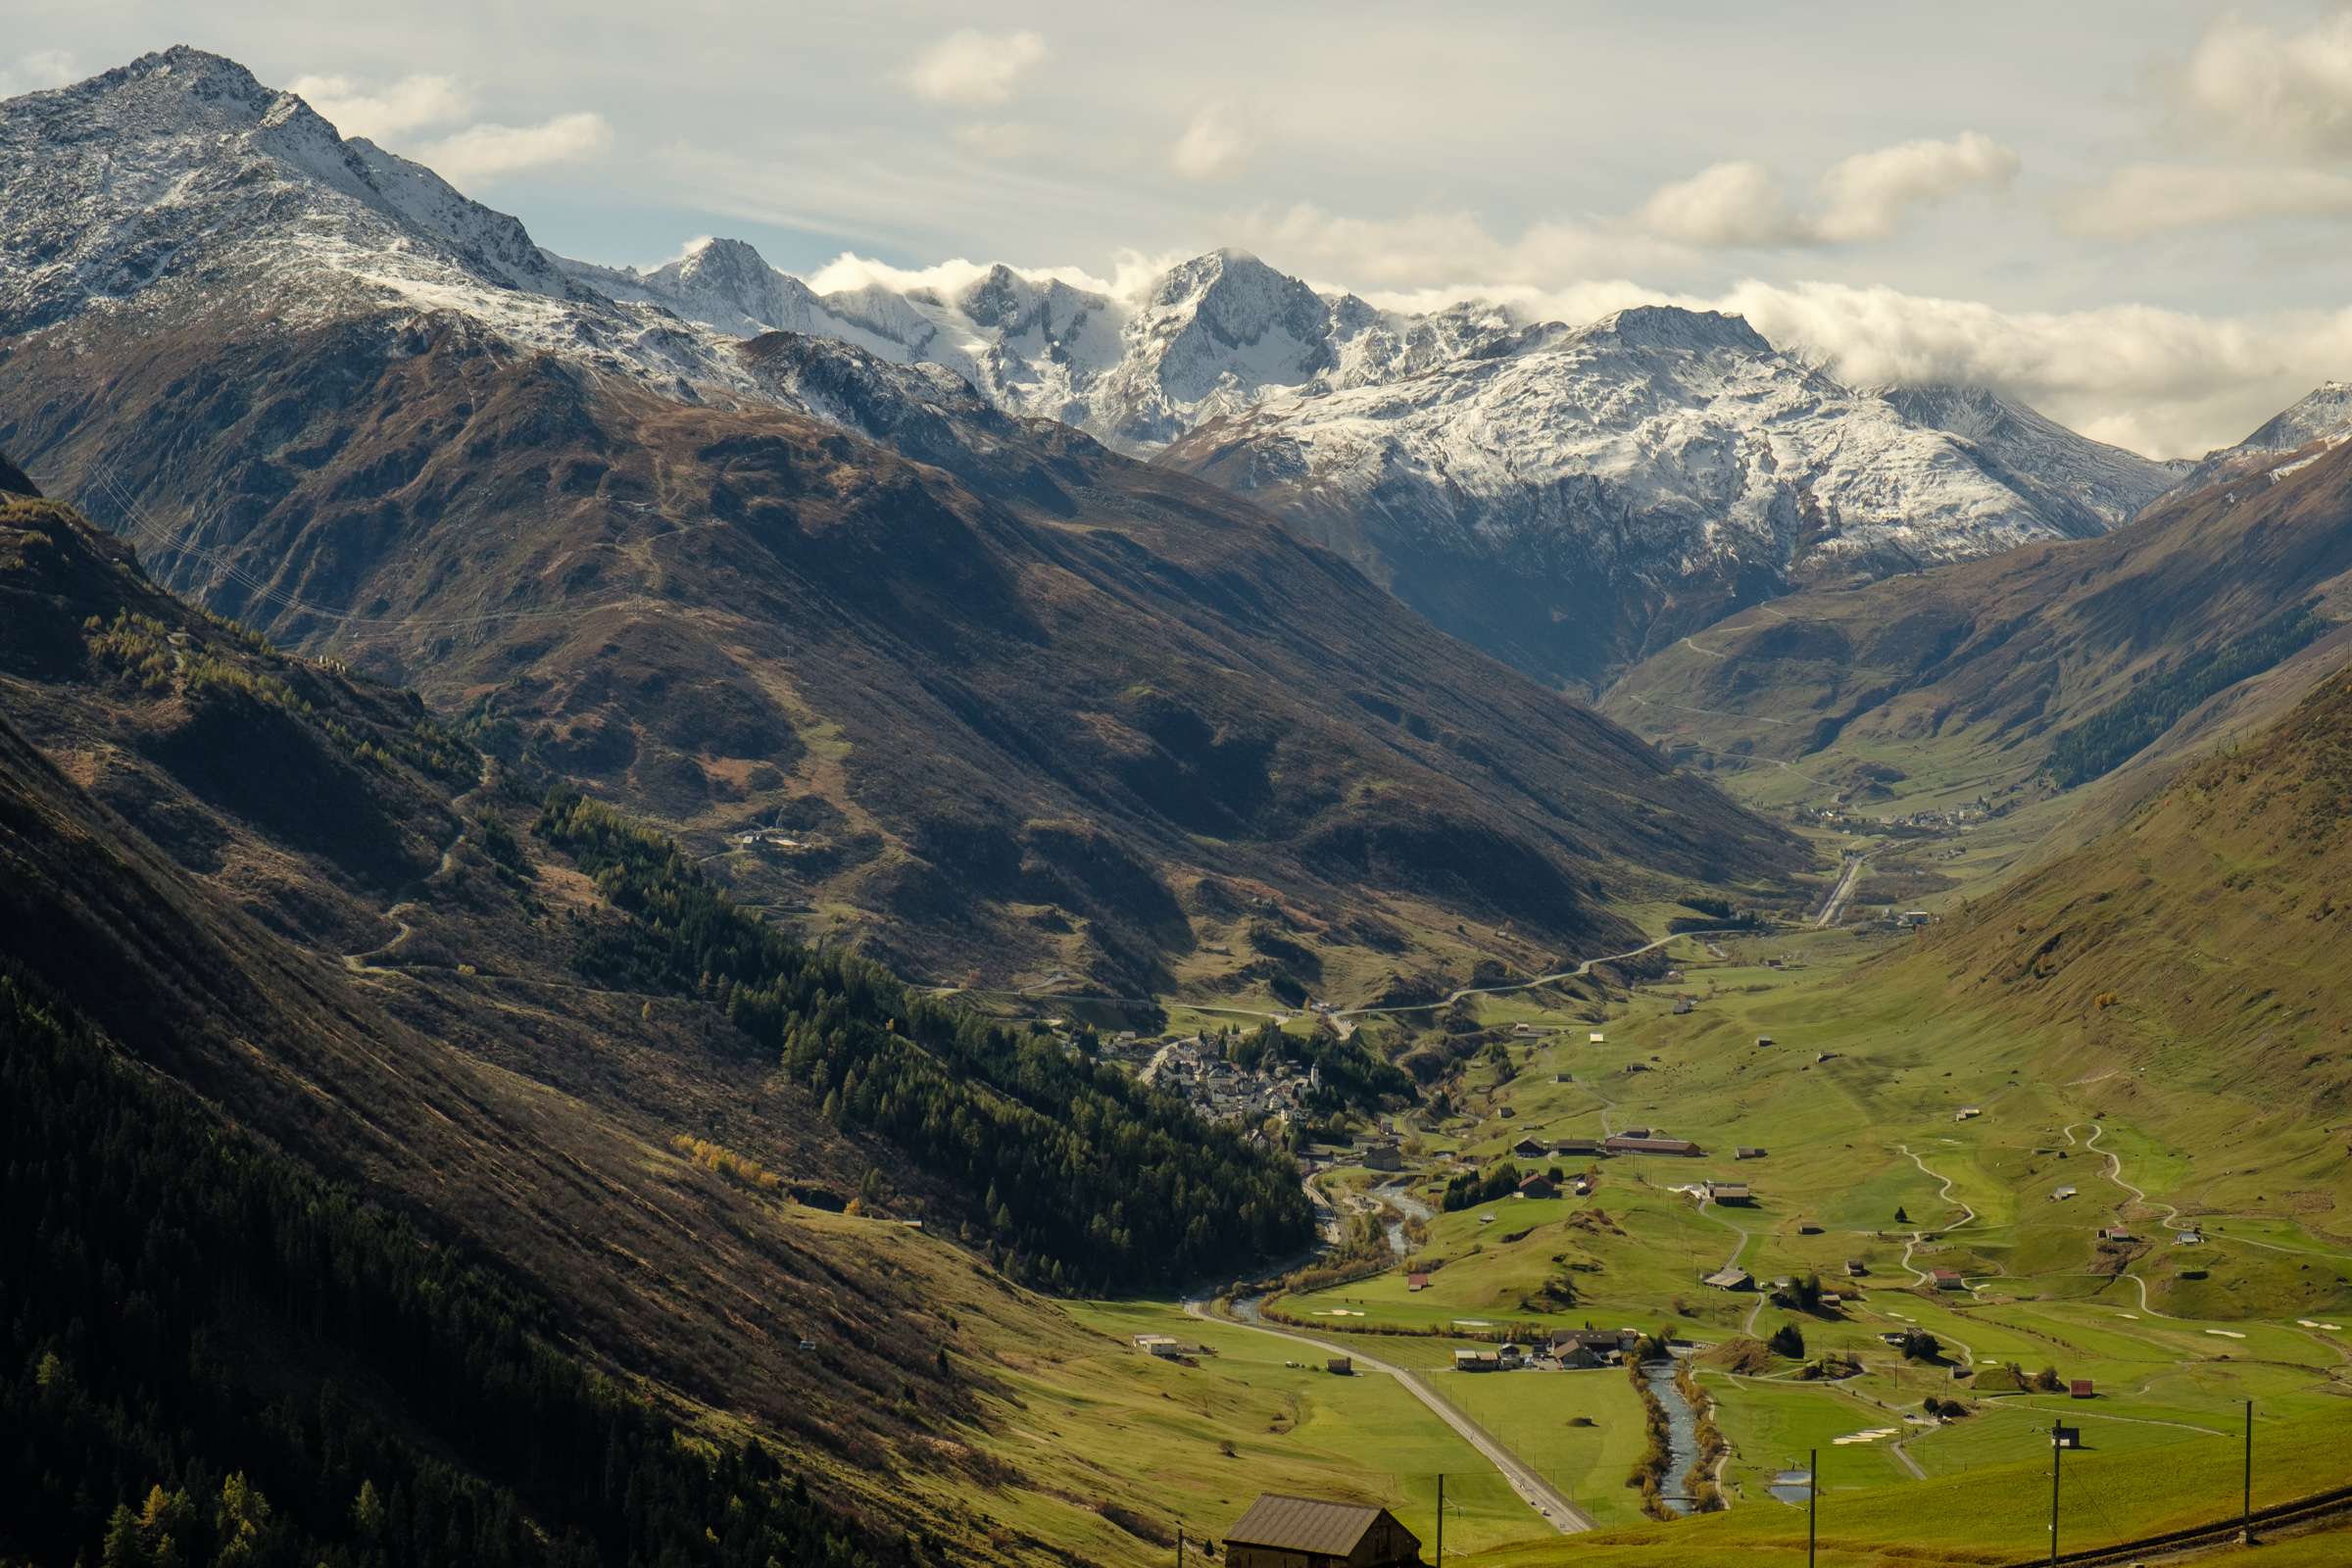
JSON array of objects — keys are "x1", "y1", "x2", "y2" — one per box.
[{"x1": 1108, "y1": 1033, "x2": 1319, "y2": 1125}]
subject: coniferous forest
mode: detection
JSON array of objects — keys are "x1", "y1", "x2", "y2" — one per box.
[
  {"x1": 0, "y1": 964, "x2": 890, "y2": 1568},
  {"x1": 535, "y1": 788, "x2": 1316, "y2": 1292}
]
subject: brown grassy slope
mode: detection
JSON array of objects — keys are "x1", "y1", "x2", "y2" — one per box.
[
  {"x1": 0, "y1": 316, "x2": 1802, "y2": 997},
  {"x1": 1602, "y1": 439, "x2": 2352, "y2": 807},
  {"x1": 0, "y1": 492, "x2": 1165, "y2": 1556}
]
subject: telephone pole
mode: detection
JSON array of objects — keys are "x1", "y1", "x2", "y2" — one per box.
[
  {"x1": 1176, "y1": 1527, "x2": 1184, "y2": 1567},
  {"x1": 1435, "y1": 1473, "x2": 1445, "y2": 1567},
  {"x1": 2048, "y1": 1418, "x2": 2063, "y2": 1568},
  {"x1": 1807, "y1": 1446, "x2": 1818, "y2": 1568},
  {"x1": 2242, "y1": 1399, "x2": 2255, "y2": 1543}
]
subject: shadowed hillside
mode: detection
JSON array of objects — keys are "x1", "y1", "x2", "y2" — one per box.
[
  {"x1": 3, "y1": 318, "x2": 1803, "y2": 1003},
  {"x1": 1604, "y1": 436, "x2": 2352, "y2": 819},
  {"x1": 0, "y1": 487, "x2": 1326, "y2": 1565}
]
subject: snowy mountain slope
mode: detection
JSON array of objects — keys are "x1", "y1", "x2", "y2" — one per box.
[
  {"x1": 2, "y1": 48, "x2": 2187, "y2": 697},
  {"x1": 2161, "y1": 381, "x2": 2352, "y2": 497},
  {"x1": 1152, "y1": 305, "x2": 2149, "y2": 686},
  {"x1": 0, "y1": 46, "x2": 739, "y2": 388},
  {"x1": 2238, "y1": 381, "x2": 2352, "y2": 455},
  {"x1": 545, "y1": 232, "x2": 2182, "y2": 685},
  {"x1": 1875, "y1": 383, "x2": 2184, "y2": 528},
  {"x1": 555, "y1": 240, "x2": 1524, "y2": 450}
]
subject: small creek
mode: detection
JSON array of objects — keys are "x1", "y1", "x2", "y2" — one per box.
[{"x1": 1641, "y1": 1359, "x2": 1702, "y2": 1516}]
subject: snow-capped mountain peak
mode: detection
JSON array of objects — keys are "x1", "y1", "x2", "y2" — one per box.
[
  {"x1": 0, "y1": 44, "x2": 735, "y2": 387},
  {"x1": 2238, "y1": 381, "x2": 2352, "y2": 456},
  {"x1": 1575, "y1": 304, "x2": 1775, "y2": 359}
]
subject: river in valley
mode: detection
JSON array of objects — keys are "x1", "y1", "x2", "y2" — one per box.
[{"x1": 1641, "y1": 1359, "x2": 1702, "y2": 1516}]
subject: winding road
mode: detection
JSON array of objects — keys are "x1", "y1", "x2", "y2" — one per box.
[{"x1": 1181, "y1": 1299, "x2": 1593, "y2": 1534}]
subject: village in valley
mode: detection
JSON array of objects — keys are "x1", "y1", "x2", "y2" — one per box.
[{"x1": 1020, "y1": 897, "x2": 2352, "y2": 1566}]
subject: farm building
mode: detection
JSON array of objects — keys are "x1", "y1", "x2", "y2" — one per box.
[
  {"x1": 2071, "y1": 1380, "x2": 2095, "y2": 1398},
  {"x1": 1571, "y1": 1176, "x2": 1593, "y2": 1196},
  {"x1": 1326, "y1": 1356, "x2": 1352, "y2": 1376},
  {"x1": 1705, "y1": 1180, "x2": 1753, "y2": 1204},
  {"x1": 1517, "y1": 1172, "x2": 1558, "y2": 1200},
  {"x1": 1511, "y1": 1137, "x2": 1550, "y2": 1159},
  {"x1": 1755, "y1": 1035, "x2": 1776, "y2": 1048},
  {"x1": 1845, "y1": 1259, "x2": 1868, "y2": 1277},
  {"x1": 1589, "y1": 1031, "x2": 1605, "y2": 1044},
  {"x1": 2100, "y1": 1226, "x2": 2133, "y2": 1243},
  {"x1": 1552, "y1": 1137, "x2": 1603, "y2": 1157},
  {"x1": 1406, "y1": 1272, "x2": 1431, "y2": 1292},
  {"x1": 1360, "y1": 1142, "x2": 1402, "y2": 1171},
  {"x1": 1223, "y1": 1494, "x2": 1421, "y2": 1568},
  {"x1": 1955, "y1": 1106, "x2": 1982, "y2": 1121},
  {"x1": 1932, "y1": 1268, "x2": 1965, "y2": 1291},
  {"x1": 1453, "y1": 1348, "x2": 1501, "y2": 1372},
  {"x1": 2052, "y1": 1186, "x2": 2078, "y2": 1200},
  {"x1": 1736, "y1": 1146, "x2": 1767, "y2": 1160},
  {"x1": 1604, "y1": 1134, "x2": 1704, "y2": 1157},
  {"x1": 1548, "y1": 1328, "x2": 1640, "y2": 1365},
  {"x1": 2052, "y1": 1427, "x2": 2082, "y2": 1450},
  {"x1": 1704, "y1": 1267, "x2": 1753, "y2": 1291},
  {"x1": 1673, "y1": 998, "x2": 1694, "y2": 1014}
]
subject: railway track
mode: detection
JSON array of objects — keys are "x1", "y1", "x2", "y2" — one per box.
[{"x1": 1995, "y1": 1481, "x2": 2352, "y2": 1566}]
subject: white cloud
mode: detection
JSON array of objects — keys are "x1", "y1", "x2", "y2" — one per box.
[
  {"x1": 1812, "y1": 131, "x2": 2020, "y2": 243},
  {"x1": 1171, "y1": 101, "x2": 1253, "y2": 181},
  {"x1": 2181, "y1": 11, "x2": 2352, "y2": 158},
  {"x1": 1636, "y1": 161, "x2": 1798, "y2": 247},
  {"x1": 1711, "y1": 279, "x2": 2346, "y2": 459},
  {"x1": 904, "y1": 29, "x2": 1047, "y2": 107},
  {"x1": 1631, "y1": 133, "x2": 2018, "y2": 249},
  {"x1": 803, "y1": 251, "x2": 1127, "y2": 300},
  {"x1": 288, "y1": 72, "x2": 472, "y2": 140},
  {"x1": 2067, "y1": 164, "x2": 2352, "y2": 238},
  {"x1": 422, "y1": 112, "x2": 612, "y2": 186}
]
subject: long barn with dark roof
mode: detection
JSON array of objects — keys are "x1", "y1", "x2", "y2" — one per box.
[{"x1": 1223, "y1": 1494, "x2": 1423, "y2": 1568}]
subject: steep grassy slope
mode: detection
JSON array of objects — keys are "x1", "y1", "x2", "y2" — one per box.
[
  {"x1": 0, "y1": 489, "x2": 1333, "y2": 1564},
  {"x1": 1891, "y1": 666, "x2": 2352, "y2": 1130},
  {"x1": 0, "y1": 317, "x2": 1801, "y2": 1001},
  {"x1": 1603, "y1": 438, "x2": 2352, "y2": 819}
]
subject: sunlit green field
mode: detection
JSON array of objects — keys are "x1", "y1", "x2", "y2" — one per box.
[{"x1": 1175, "y1": 918, "x2": 2352, "y2": 1561}]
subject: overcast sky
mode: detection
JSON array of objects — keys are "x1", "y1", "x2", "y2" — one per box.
[{"x1": 14, "y1": 1, "x2": 2352, "y2": 455}]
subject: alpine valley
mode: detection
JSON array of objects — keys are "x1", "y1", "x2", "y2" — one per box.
[{"x1": 7, "y1": 38, "x2": 2352, "y2": 1568}]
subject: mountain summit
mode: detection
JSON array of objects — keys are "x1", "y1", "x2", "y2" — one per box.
[{"x1": 535, "y1": 228, "x2": 2181, "y2": 687}]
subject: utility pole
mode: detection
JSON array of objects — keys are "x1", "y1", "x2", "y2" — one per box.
[
  {"x1": 1176, "y1": 1528, "x2": 1184, "y2": 1568},
  {"x1": 2242, "y1": 1398, "x2": 2255, "y2": 1543},
  {"x1": 1807, "y1": 1446, "x2": 1818, "y2": 1568},
  {"x1": 2048, "y1": 1418, "x2": 2062, "y2": 1568},
  {"x1": 1435, "y1": 1473, "x2": 1445, "y2": 1567}
]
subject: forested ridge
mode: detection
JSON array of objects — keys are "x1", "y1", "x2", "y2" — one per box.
[
  {"x1": 0, "y1": 964, "x2": 891, "y2": 1568},
  {"x1": 2045, "y1": 608, "x2": 2326, "y2": 787},
  {"x1": 535, "y1": 788, "x2": 1316, "y2": 1291}
]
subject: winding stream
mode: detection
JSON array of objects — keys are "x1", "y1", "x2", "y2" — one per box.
[{"x1": 1642, "y1": 1360, "x2": 1702, "y2": 1516}]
